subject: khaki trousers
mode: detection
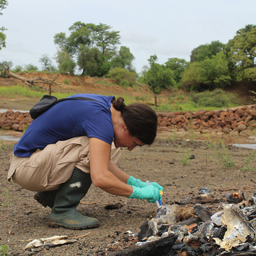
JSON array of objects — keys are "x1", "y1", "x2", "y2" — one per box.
[{"x1": 7, "y1": 136, "x2": 121, "y2": 192}]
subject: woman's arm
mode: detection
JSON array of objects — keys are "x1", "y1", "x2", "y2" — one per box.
[
  {"x1": 89, "y1": 137, "x2": 132, "y2": 197},
  {"x1": 108, "y1": 160, "x2": 130, "y2": 183}
]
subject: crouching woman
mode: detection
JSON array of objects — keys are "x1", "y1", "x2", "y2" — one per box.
[{"x1": 7, "y1": 94, "x2": 163, "y2": 230}]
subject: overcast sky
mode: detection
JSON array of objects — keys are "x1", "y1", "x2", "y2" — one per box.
[{"x1": 1, "y1": 0, "x2": 255, "y2": 73}]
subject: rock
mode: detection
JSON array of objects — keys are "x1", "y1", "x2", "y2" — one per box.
[{"x1": 237, "y1": 124, "x2": 247, "y2": 132}]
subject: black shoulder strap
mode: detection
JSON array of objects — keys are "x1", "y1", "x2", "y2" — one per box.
[{"x1": 55, "y1": 96, "x2": 100, "y2": 104}]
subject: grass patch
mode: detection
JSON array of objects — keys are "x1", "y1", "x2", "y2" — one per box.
[
  {"x1": 0, "y1": 85, "x2": 239, "y2": 113},
  {"x1": 0, "y1": 85, "x2": 74, "y2": 100},
  {"x1": 0, "y1": 244, "x2": 9, "y2": 255},
  {"x1": 152, "y1": 89, "x2": 239, "y2": 112},
  {"x1": 1, "y1": 188, "x2": 11, "y2": 207}
]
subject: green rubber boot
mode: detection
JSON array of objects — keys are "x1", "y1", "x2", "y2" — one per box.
[
  {"x1": 48, "y1": 167, "x2": 99, "y2": 230},
  {"x1": 34, "y1": 190, "x2": 58, "y2": 208}
]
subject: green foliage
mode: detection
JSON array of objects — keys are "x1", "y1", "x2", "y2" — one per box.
[
  {"x1": 225, "y1": 25, "x2": 256, "y2": 81},
  {"x1": 39, "y1": 54, "x2": 56, "y2": 72},
  {"x1": 54, "y1": 22, "x2": 121, "y2": 76},
  {"x1": 107, "y1": 67, "x2": 137, "y2": 86},
  {"x1": 61, "y1": 22, "x2": 120, "y2": 58},
  {"x1": 190, "y1": 89, "x2": 236, "y2": 108},
  {"x1": 1, "y1": 188, "x2": 10, "y2": 207},
  {"x1": 207, "y1": 138, "x2": 235, "y2": 168},
  {"x1": 241, "y1": 150, "x2": 256, "y2": 172},
  {"x1": 11, "y1": 65, "x2": 23, "y2": 73},
  {"x1": 165, "y1": 58, "x2": 188, "y2": 85},
  {"x1": 0, "y1": 85, "x2": 75, "y2": 101},
  {"x1": 0, "y1": 0, "x2": 8, "y2": 14},
  {"x1": 111, "y1": 46, "x2": 135, "y2": 71},
  {"x1": 0, "y1": 31, "x2": 6, "y2": 50},
  {"x1": 244, "y1": 67, "x2": 256, "y2": 81},
  {"x1": 0, "y1": 0, "x2": 8, "y2": 50},
  {"x1": 24, "y1": 64, "x2": 38, "y2": 72},
  {"x1": 60, "y1": 59, "x2": 76, "y2": 75},
  {"x1": 55, "y1": 50, "x2": 76, "y2": 75},
  {"x1": 0, "y1": 244, "x2": 9, "y2": 255},
  {"x1": 78, "y1": 46, "x2": 110, "y2": 76},
  {"x1": 145, "y1": 62, "x2": 176, "y2": 94},
  {"x1": 119, "y1": 79, "x2": 130, "y2": 87},
  {"x1": 181, "y1": 148, "x2": 192, "y2": 165},
  {"x1": 92, "y1": 23, "x2": 121, "y2": 58},
  {"x1": 0, "y1": 61, "x2": 12, "y2": 77},
  {"x1": 64, "y1": 78, "x2": 71, "y2": 84},
  {"x1": 182, "y1": 52, "x2": 231, "y2": 91},
  {"x1": 190, "y1": 40, "x2": 225, "y2": 62}
]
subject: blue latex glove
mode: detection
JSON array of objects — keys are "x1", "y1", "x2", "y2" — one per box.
[
  {"x1": 127, "y1": 185, "x2": 160, "y2": 203},
  {"x1": 127, "y1": 176, "x2": 163, "y2": 191}
]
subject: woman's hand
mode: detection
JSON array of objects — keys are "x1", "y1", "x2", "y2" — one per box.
[
  {"x1": 127, "y1": 176, "x2": 163, "y2": 191},
  {"x1": 128, "y1": 185, "x2": 161, "y2": 203}
]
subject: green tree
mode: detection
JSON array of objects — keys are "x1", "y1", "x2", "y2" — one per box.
[
  {"x1": 225, "y1": 24, "x2": 256, "y2": 81},
  {"x1": 0, "y1": 0, "x2": 7, "y2": 14},
  {"x1": 244, "y1": 67, "x2": 256, "y2": 81},
  {"x1": 54, "y1": 22, "x2": 120, "y2": 76},
  {"x1": 54, "y1": 50, "x2": 76, "y2": 75},
  {"x1": 138, "y1": 65, "x2": 149, "y2": 83},
  {"x1": 190, "y1": 40, "x2": 225, "y2": 62},
  {"x1": 148, "y1": 54, "x2": 158, "y2": 65},
  {"x1": 12, "y1": 65, "x2": 23, "y2": 73},
  {"x1": 145, "y1": 57, "x2": 176, "y2": 94},
  {"x1": 39, "y1": 54, "x2": 56, "y2": 72},
  {"x1": 0, "y1": 60, "x2": 12, "y2": 77},
  {"x1": 24, "y1": 64, "x2": 38, "y2": 72},
  {"x1": 107, "y1": 67, "x2": 137, "y2": 86},
  {"x1": 77, "y1": 46, "x2": 110, "y2": 76},
  {"x1": 182, "y1": 52, "x2": 231, "y2": 91},
  {"x1": 0, "y1": 0, "x2": 8, "y2": 50},
  {"x1": 165, "y1": 58, "x2": 188, "y2": 84},
  {"x1": 92, "y1": 23, "x2": 121, "y2": 58},
  {"x1": 111, "y1": 46, "x2": 135, "y2": 71}
]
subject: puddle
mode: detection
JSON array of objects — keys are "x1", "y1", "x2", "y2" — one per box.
[
  {"x1": 0, "y1": 131, "x2": 22, "y2": 142},
  {"x1": 233, "y1": 144, "x2": 256, "y2": 150},
  {"x1": 0, "y1": 109, "x2": 28, "y2": 113},
  {"x1": 0, "y1": 135, "x2": 20, "y2": 141},
  {"x1": 1, "y1": 130, "x2": 256, "y2": 149}
]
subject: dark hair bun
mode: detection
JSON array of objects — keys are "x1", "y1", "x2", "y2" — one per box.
[{"x1": 112, "y1": 97, "x2": 126, "y2": 111}]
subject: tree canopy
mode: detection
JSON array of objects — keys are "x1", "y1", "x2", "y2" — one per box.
[
  {"x1": 182, "y1": 52, "x2": 231, "y2": 91},
  {"x1": 111, "y1": 46, "x2": 135, "y2": 71},
  {"x1": 225, "y1": 24, "x2": 256, "y2": 81},
  {"x1": 0, "y1": 0, "x2": 8, "y2": 50},
  {"x1": 145, "y1": 55, "x2": 176, "y2": 94},
  {"x1": 190, "y1": 41, "x2": 225, "y2": 62},
  {"x1": 54, "y1": 22, "x2": 123, "y2": 76}
]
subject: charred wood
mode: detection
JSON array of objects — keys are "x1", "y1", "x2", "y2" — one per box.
[
  {"x1": 194, "y1": 204, "x2": 212, "y2": 222},
  {"x1": 109, "y1": 234, "x2": 177, "y2": 256}
]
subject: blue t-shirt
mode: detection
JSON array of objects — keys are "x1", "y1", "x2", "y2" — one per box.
[{"x1": 14, "y1": 94, "x2": 114, "y2": 157}]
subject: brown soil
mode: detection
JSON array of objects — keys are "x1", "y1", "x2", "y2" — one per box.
[
  {"x1": 1, "y1": 139, "x2": 256, "y2": 255},
  {"x1": 1, "y1": 74, "x2": 256, "y2": 255}
]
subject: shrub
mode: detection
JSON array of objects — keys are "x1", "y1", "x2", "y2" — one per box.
[
  {"x1": 64, "y1": 78, "x2": 71, "y2": 85},
  {"x1": 107, "y1": 67, "x2": 137, "y2": 86},
  {"x1": 190, "y1": 89, "x2": 236, "y2": 108}
]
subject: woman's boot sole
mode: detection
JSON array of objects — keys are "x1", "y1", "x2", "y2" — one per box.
[{"x1": 48, "y1": 221, "x2": 99, "y2": 230}]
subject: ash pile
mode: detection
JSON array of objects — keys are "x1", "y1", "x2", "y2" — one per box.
[{"x1": 111, "y1": 190, "x2": 256, "y2": 256}]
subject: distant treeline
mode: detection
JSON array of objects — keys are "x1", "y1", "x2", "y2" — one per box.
[{"x1": 1, "y1": 21, "x2": 256, "y2": 94}]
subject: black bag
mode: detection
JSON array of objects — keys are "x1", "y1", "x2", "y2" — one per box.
[{"x1": 30, "y1": 95, "x2": 99, "y2": 119}]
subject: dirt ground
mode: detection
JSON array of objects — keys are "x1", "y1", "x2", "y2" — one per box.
[
  {"x1": 1, "y1": 76, "x2": 256, "y2": 255},
  {"x1": 1, "y1": 133, "x2": 256, "y2": 255}
]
